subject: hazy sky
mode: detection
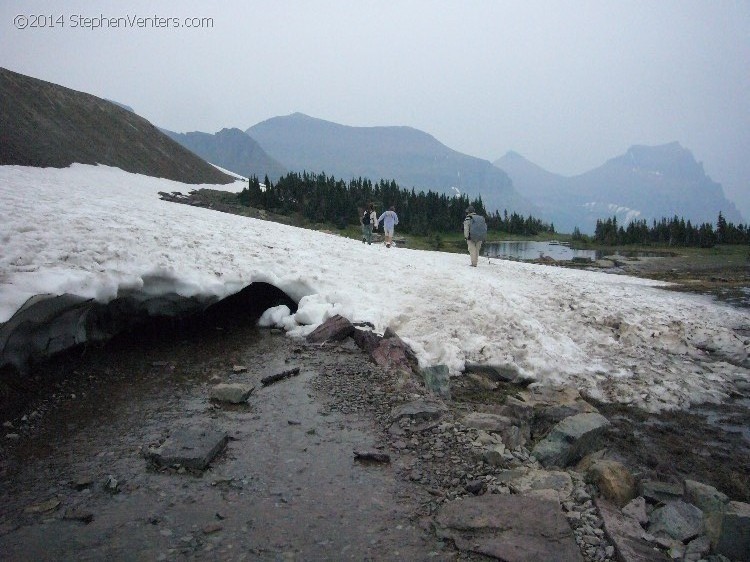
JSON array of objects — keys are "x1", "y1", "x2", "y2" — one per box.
[{"x1": 2, "y1": 0, "x2": 749, "y2": 218}]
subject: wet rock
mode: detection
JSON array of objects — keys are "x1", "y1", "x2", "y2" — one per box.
[
  {"x1": 585, "y1": 459, "x2": 636, "y2": 508},
  {"x1": 210, "y1": 383, "x2": 255, "y2": 404},
  {"x1": 532, "y1": 412, "x2": 610, "y2": 468},
  {"x1": 306, "y1": 314, "x2": 354, "y2": 344},
  {"x1": 145, "y1": 426, "x2": 228, "y2": 471},
  {"x1": 260, "y1": 367, "x2": 301, "y2": 386},
  {"x1": 353, "y1": 451, "x2": 391, "y2": 464},
  {"x1": 715, "y1": 500, "x2": 750, "y2": 560},
  {"x1": 434, "y1": 494, "x2": 584, "y2": 561},
  {"x1": 649, "y1": 500, "x2": 704, "y2": 542}
]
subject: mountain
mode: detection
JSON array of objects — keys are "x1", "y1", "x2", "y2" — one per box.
[
  {"x1": 0, "y1": 67, "x2": 233, "y2": 185},
  {"x1": 247, "y1": 113, "x2": 538, "y2": 217},
  {"x1": 163, "y1": 127, "x2": 287, "y2": 181},
  {"x1": 494, "y1": 143, "x2": 745, "y2": 234}
]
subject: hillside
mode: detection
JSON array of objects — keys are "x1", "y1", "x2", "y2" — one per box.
[
  {"x1": 247, "y1": 113, "x2": 537, "y2": 217},
  {"x1": 494, "y1": 143, "x2": 745, "y2": 234},
  {"x1": 164, "y1": 127, "x2": 287, "y2": 181},
  {"x1": 0, "y1": 67, "x2": 233, "y2": 185}
]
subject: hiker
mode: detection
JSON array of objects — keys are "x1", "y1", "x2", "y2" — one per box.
[
  {"x1": 378, "y1": 206, "x2": 399, "y2": 248},
  {"x1": 463, "y1": 205, "x2": 487, "y2": 266},
  {"x1": 360, "y1": 203, "x2": 377, "y2": 245}
]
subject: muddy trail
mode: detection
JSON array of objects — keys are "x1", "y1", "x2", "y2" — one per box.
[
  {"x1": 0, "y1": 324, "x2": 471, "y2": 561},
  {"x1": 1, "y1": 250, "x2": 749, "y2": 561}
]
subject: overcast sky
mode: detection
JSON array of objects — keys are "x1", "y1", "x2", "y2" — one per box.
[{"x1": 2, "y1": 0, "x2": 749, "y2": 218}]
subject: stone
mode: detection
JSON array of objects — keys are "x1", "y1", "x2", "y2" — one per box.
[
  {"x1": 684, "y1": 479, "x2": 729, "y2": 545},
  {"x1": 351, "y1": 328, "x2": 382, "y2": 354},
  {"x1": 146, "y1": 426, "x2": 228, "y2": 471},
  {"x1": 390, "y1": 399, "x2": 447, "y2": 423},
  {"x1": 504, "y1": 469, "x2": 575, "y2": 502},
  {"x1": 518, "y1": 384, "x2": 599, "y2": 429},
  {"x1": 434, "y1": 494, "x2": 584, "y2": 561},
  {"x1": 586, "y1": 459, "x2": 636, "y2": 508},
  {"x1": 421, "y1": 364, "x2": 451, "y2": 399},
  {"x1": 715, "y1": 500, "x2": 750, "y2": 560},
  {"x1": 649, "y1": 500, "x2": 704, "y2": 542},
  {"x1": 595, "y1": 497, "x2": 671, "y2": 562},
  {"x1": 463, "y1": 363, "x2": 520, "y2": 382},
  {"x1": 461, "y1": 412, "x2": 530, "y2": 449},
  {"x1": 532, "y1": 412, "x2": 611, "y2": 468},
  {"x1": 684, "y1": 535, "x2": 710, "y2": 561},
  {"x1": 640, "y1": 480, "x2": 684, "y2": 504},
  {"x1": 210, "y1": 383, "x2": 255, "y2": 404},
  {"x1": 622, "y1": 497, "x2": 650, "y2": 526},
  {"x1": 305, "y1": 314, "x2": 354, "y2": 344},
  {"x1": 370, "y1": 334, "x2": 419, "y2": 376}
]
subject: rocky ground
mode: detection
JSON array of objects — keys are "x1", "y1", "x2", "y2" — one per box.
[{"x1": 0, "y1": 251, "x2": 748, "y2": 561}]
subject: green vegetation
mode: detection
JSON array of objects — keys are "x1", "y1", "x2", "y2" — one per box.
[
  {"x1": 238, "y1": 171, "x2": 555, "y2": 239},
  {"x1": 589, "y1": 213, "x2": 750, "y2": 248}
]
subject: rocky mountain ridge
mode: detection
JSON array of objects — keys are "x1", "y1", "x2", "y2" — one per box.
[
  {"x1": 0, "y1": 67, "x2": 233, "y2": 185},
  {"x1": 494, "y1": 143, "x2": 744, "y2": 234}
]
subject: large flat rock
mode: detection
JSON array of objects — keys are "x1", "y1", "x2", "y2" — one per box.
[
  {"x1": 434, "y1": 494, "x2": 584, "y2": 562},
  {"x1": 147, "y1": 426, "x2": 228, "y2": 471}
]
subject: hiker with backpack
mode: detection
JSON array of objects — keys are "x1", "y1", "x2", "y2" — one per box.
[
  {"x1": 463, "y1": 205, "x2": 487, "y2": 267},
  {"x1": 361, "y1": 203, "x2": 378, "y2": 245},
  {"x1": 378, "y1": 206, "x2": 399, "y2": 248}
]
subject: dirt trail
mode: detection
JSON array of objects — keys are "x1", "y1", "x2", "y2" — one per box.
[{"x1": 0, "y1": 326, "x2": 461, "y2": 561}]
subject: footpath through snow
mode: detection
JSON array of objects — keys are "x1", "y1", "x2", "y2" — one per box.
[{"x1": 1, "y1": 164, "x2": 748, "y2": 412}]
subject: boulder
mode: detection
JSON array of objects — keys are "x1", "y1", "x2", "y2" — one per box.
[
  {"x1": 351, "y1": 328, "x2": 382, "y2": 354},
  {"x1": 640, "y1": 480, "x2": 684, "y2": 504},
  {"x1": 586, "y1": 459, "x2": 636, "y2": 507},
  {"x1": 306, "y1": 314, "x2": 354, "y2": 343},
  {"x1": 648, "y1": 500, "x2": 704, "y2": 542},
  {"x1": 502, "y1": 468, "x2": 575, "y2": 502},
  {"x1": 532, "y1": 412, "x2": 611, "y2": 468},
  {"x1": 595, "y1": 497, "x2": 671, "y2": 562},
  {"x1": 715, "y1": 500, "x2": 750, "y2": 560},
  {"x1": 684, "y1": 479, "x2": 729, "y2": 545},
  {"x1": 518, "y1": 384, "x2": 599, "y2": 434},
  {"x1": 370, "y1": 334, "x2": 419, "y2": 375},
  {"x1": 622, "y1": 497, "x2": 650, "y2": 526},
  {"x1": 434, "y1": 494, "x2": 584, "y2": 561}
]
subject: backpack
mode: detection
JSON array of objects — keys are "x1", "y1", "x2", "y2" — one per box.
[
  {"x1": 362, "y1": 210, "x2": 371, "y2": 225},
  {"x1": 469, "y1": 214, "x2": 487, "y2": 241}
]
